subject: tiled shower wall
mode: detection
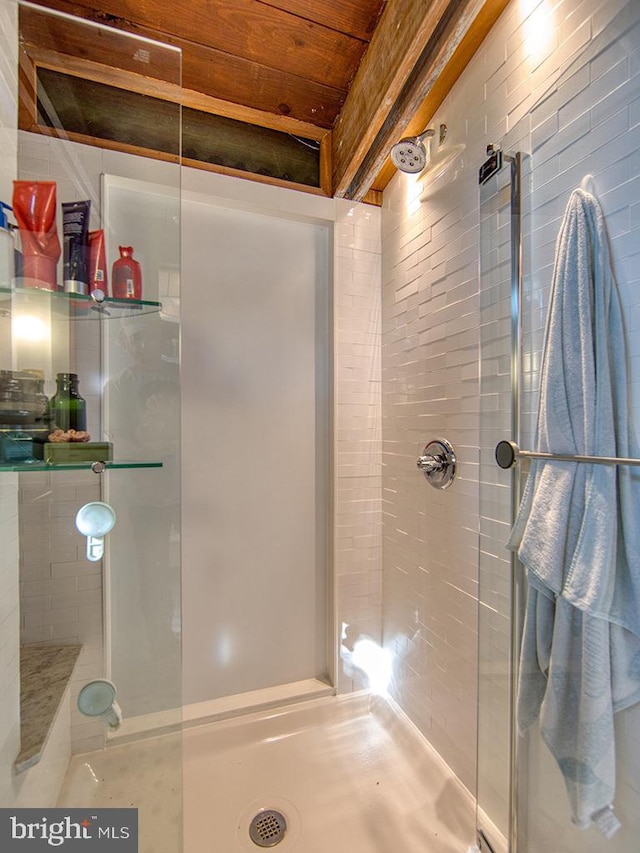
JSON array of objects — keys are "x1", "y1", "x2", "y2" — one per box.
[
  {"x1": 381, "y1": 104, "x2": 481, "y2": 794},
  {"x1": 381, "y1": 0, "x2": 640, "y2": 808}
]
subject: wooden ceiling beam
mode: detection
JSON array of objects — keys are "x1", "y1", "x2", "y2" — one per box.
[
  {"x1": 20, "y1": 3, "x2": 346, "y2": 128},
  {"x1": 179, "y1": 49, "x2": 344, "y2": 129},
  {"x1": 24, "y1": 45, "x2": 329, "y2": 141},
  {"x1": 255, "y1": 0, "x2": 385, "y2": 42},
  {"x1": 331, "y1": 0, "x2": 491, "y2": 199},
  {"x1": 31, "y1": 0, "x2": 366, "y2": 91}
]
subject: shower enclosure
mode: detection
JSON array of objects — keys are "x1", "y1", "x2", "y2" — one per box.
[{"x1": 5, "y1": 0, "x2": 640, "y2": 852}]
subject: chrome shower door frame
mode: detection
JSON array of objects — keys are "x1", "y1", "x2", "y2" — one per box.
[{"x1": 477, "y1": 147, "x2": 526, "y2": 853}]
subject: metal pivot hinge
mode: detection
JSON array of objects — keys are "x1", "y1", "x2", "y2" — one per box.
[{"x1": 476, "y1": 829, "x2": 497, "y2": 853}]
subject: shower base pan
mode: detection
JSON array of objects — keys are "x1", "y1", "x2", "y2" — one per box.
[{"x1": 59, "y1": 692, "x2": 475, "y2": 853}]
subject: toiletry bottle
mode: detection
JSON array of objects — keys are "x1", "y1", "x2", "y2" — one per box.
[
  {"x1": 88, "y1": 230, "x2": 108, "y2": 298},
  {"x1": 0, "y1": 201, "x2": 15, "y2": 290},
  {"x1": 12, "y1": 181, "x2": 61, "y2": 291},
  {"x1": 50, "y1": 373, "x2": 87, "y2": 432},
  {"x1": 112, "y1": 246, "x2": 142, "y2": 300},
  {"x1": 62, "y1": 200, "x2": 90, "y2": 295}
]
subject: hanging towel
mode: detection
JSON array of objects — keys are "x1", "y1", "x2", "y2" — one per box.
[{"x1": 508, "y1": 188, "x2": 640, "y2": 833}]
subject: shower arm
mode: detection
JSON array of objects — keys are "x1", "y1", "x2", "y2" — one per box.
[{"x1": 416, "y1": 128, "x2": 436, "y2": 144}]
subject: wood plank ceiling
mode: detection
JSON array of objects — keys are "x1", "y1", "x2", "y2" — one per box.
[{"x1": 20, "y1": 0, "x2": 508, "y2": 201}]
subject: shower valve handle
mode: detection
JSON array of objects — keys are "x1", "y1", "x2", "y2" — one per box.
[
  {"x1": 416, "y1": 453, "x2": 444, "y2": 473},
  {"x1": 416, "y1": 438, "x2": 457, "y2": 490}
]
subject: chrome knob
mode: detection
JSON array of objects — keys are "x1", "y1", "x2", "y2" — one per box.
[
  {"x1": 416, "y1": 454, "x2": 444, "y2": 473},
  {"x1": 416, "y1": 438, "x2": 456, "y2": 490}
]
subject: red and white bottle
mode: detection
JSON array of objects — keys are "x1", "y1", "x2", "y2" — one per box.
[{"x1": 112, "y1": 246, "x2": 142, "y2": 300}]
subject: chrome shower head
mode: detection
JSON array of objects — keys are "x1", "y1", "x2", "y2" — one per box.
[{"x1": 390, "y1": 128, "x2": 436, "y2": 173}]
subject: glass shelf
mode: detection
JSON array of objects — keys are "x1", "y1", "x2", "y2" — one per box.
[
  {"x1": 0, "y1": 285, "x2": 162, "y2": 318},
  {"x1": 0, "y1": 459, "x2": 163, "y2": 473}
]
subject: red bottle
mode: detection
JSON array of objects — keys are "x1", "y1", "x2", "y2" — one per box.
[{"x1": 112, "y1": 246, "x2": 142, "y2": 300}]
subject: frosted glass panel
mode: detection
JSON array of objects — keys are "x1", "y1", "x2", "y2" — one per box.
[{"x1": 181, "y1": 197, "x2": 329, "y2": 704}]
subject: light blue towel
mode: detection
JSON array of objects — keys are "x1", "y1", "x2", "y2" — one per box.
[{"x1": 508, "y1": 188, "x2": 640, "y2": 833}]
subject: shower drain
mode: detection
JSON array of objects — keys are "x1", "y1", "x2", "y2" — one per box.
[{"x1": 249, "y1": 810, "x2": 287, "y2": 847}]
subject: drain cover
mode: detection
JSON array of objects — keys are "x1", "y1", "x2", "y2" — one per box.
[{"x1": 249, "y1": 810, "x2": 287, "y2": 847}]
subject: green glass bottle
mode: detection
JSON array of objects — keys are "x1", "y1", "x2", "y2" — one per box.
[{"x1": 50, "y1": 373, "x2": 87, "y2": 432}]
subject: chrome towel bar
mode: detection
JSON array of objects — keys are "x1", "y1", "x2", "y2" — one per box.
[{"x1": 495, "y1": 439, "x2": 640, "y2": 470}]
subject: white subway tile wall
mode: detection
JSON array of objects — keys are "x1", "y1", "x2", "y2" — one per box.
[
  {"x1": 381, "y1": 0, "x2": 640, "y2": 841},
  {"x1": 382, "y1": 129, "x2": 481, "y2": 794}
]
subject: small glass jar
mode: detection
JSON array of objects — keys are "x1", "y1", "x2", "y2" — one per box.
[
  {"x1": 50, "y1": 372, "x2": 87, "y2": 432},
  {"x1": 0, "y1": 370, "x2": 30, "y2": 425},
  {"x1": 16, "y1": 369, "x2": 49, "y2": 430}
]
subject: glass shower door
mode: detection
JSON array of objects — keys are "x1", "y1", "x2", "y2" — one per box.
[
  {"x1": 15, "y1": 6, "x2": 183, "y2": 851},
  {"x1": 478, "y1": 3, "x2": 640, "y2": 851},
  {"x1": 512, "y1": 3, "x2": 640, "y2": 849}
]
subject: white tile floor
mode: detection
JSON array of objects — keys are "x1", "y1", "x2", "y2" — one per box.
[{"x1": 58, "y1": 692, "x2": 476, "y2": 853}]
